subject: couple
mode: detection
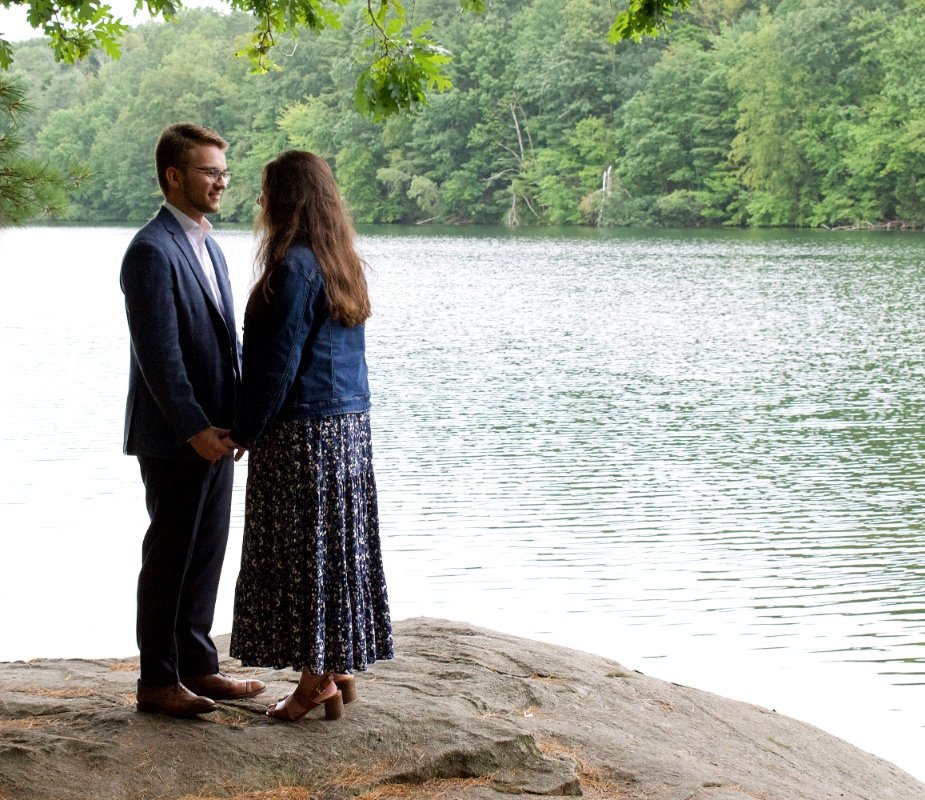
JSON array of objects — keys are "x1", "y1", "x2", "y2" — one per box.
[{"x1": 120, "y1": 122, "x2": 393, "y2": 722}]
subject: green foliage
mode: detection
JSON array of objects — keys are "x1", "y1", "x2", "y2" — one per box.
[
  {"x1": 849, "y1": 4, "x2": 925, "y2": 225},
  {"x1": 1, "y1": 0, "x2": 699, "y2": 225},
  {"x1": 355, "y1": 19, "x2": 452, "y2": 121},
  {"x1": 0, "y1": 0, "x2": 133, "y2": 68},
  {"x1": 609, "y1": 0, "x2": 692, "y2": 43},
  {"x1": 0, "y1": 0, "x2": 488, "y2": 118},
  {"x1": 0, "y1": 38, "x2": 13, "y2": 69},
  {"x1": 5, "y1": 0, "x2": 925, "y2": 228},
  {"x1": 0, "y1": 73, "x2": 80, "y2": 224},
  {"x1": 1, "y1": 0, "x2": 692, "y2": 116},
  {"x1": 614, "y1": 35, "x2": 737, "y2": 225},
  {"x1": 227, "y1": 0, "x2": 345, "y2": 72},
  {"x1": 724, "y1": 0, "x2": 901, "y2": 227}
]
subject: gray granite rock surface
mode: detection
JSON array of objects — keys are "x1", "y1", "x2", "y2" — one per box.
[{"x1": 0, "y1": 618, "x2": 921, "y2": 800}]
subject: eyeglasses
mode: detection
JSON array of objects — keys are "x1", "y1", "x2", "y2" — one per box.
[{"x1": 187, "y1": 166, "x2": 232, "y2": 182}]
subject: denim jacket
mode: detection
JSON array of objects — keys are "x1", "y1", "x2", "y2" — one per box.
[{"x1": 230, "y1": 244, "x2": 370, "y2": 447}]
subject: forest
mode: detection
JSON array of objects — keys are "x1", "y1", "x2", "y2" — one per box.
[{"x1": 7, "y1": 0, "x2": 925, "y2": 228}]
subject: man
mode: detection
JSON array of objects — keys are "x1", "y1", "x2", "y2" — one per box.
[{"x1": 121, "y1": 122, "x2": 265, "y2": 717}]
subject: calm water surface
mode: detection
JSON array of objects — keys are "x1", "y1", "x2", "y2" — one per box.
[{"x1": 0, "y1": 224, "x2": 923, "y2": 781}]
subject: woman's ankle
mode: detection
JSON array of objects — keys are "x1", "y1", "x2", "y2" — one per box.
[{"x1": 298, "y1": 671, "x2": 336, "y2": 700}]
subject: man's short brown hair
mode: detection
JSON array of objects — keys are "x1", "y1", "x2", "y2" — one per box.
[{"x1": 155, "y1": 123, "x2": 228, "y2": 194}]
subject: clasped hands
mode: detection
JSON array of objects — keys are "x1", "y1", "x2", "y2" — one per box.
[{"x1": 188, "y1": 426, "x2": 248, "y2": 463}]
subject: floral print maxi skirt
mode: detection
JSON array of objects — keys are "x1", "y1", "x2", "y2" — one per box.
[{"x1": 230, "y1": 412, "x2": 394, "y2": 673}]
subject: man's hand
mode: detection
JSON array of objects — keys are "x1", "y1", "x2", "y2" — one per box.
[{"x1": 188, "y1": 427, "x2": 235, "y2": 462}]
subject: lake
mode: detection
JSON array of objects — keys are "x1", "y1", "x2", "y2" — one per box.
[{"x1": 0, "y1": 223, "x2": 923, "y2": 782}]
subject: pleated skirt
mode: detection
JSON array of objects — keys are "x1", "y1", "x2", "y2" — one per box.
[{"x1": 230, "y1": 412, "x2": 394, "y2": 673}]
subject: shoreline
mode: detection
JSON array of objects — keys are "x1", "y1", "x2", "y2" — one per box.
[{"x1": 1, "y1": 617, "x2": 922, "y2": 800}]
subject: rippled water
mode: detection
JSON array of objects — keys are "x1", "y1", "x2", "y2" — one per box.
[{"x1": 0, "y1": 224, "x2": 923, "y2": 781}]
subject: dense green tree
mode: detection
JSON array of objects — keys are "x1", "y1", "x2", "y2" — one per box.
[
  {"x1": 2, "y1": 40, "x2": 93, "y2": 143},
  {"x1": 30, "y1": 12, "x2": 255, "y2": 219},
  {"x1": 6, "y1": 0, "x2": 924, "y2": 228},
  {"x1": 844, "y1": 3, "x2": 925, "y2": 225},
  {"x1": 0, "y1": 0, "x2": 703, "y2": 226},
  {"x1": 0, "y1": 74, "x2": 78, "y2": 224},
  {"x1": 725, "y1": 0, "x2": 889, "y2": 226},
  {"x1": 1, "y1": 0, "x2": 689, "y2": 115},
  {"x1": 612, "y1": 34, "x2": 737, "y2": 225},
  {"x1": 502, "y1": 0, "x2": 662, "y2": 224}
]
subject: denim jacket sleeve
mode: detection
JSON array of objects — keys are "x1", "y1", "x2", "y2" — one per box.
[{"x1": 231, "y1": 252, "x2": 321, "y2": 447}]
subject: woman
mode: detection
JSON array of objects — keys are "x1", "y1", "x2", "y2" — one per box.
[{"x1": 228, "y1": 150, "x2": 393, "y2": 721}]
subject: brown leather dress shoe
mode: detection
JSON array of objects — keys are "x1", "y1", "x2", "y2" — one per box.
[
  {"x1": 136, "y1": 681, "x2": 217, "y2": 717},
  {"x1": 181, "y1": 672, "x2": 267, "y2": 700}
]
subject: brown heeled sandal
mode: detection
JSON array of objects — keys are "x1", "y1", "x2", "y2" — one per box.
[
  {"x1": 266, "y1": 677, "x2": 344, "y2": 721},
  {"x1": 333, "y1": 674, "x2": 357, "y2": 704}
]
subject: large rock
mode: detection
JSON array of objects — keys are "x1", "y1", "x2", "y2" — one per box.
[{"x1": 0, "y1": 618, "x2": 920, "y2": 800}]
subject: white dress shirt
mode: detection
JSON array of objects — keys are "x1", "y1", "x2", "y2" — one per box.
[{"x1": 164, "y1": 202, "x2": 224, "y2": 314}]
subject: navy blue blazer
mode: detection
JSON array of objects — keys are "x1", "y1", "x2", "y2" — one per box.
[{"x1": 121, "y1": 206, "x2": 241, "y2": 458}]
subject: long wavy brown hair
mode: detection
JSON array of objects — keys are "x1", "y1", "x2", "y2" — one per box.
[{"x1": 252, "y1": 150, "x2": 370, "y2": 326}]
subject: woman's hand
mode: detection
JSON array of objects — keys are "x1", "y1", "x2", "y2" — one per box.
[{"x1": 222, "y1": 435, "x2": 249, "y2": 462}]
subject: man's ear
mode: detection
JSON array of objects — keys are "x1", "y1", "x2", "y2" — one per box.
[{"x1": 165, "y1": 165, "x2": 183, "y2": 189}]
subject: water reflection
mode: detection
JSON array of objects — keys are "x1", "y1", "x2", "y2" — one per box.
[
  {"x1": 0, "y1": 224, "x2": 922, "y2": 781},
  {"x1": 362, "y1": 228, "x2": 925, "y2": 779}
]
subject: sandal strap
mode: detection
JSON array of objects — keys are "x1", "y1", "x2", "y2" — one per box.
[
  {"x1": 295, "y1": 674, "x2": 335, "y2": 705},
  {"x1": 292, "y1": 684, "x2": 321, "y2": 710}
]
